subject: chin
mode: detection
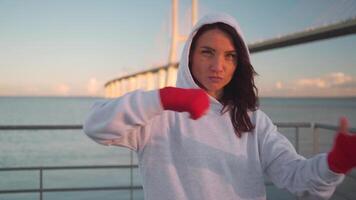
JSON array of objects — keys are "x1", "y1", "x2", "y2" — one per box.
[
  {"x1": 208, "y1": 85, "x2": 223, "y2": 91},
  {"x1": 205, "y1": 86, "x2": 223, "y2": 93}
]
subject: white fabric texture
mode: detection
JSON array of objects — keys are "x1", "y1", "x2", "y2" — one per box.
[{"x1": 83, "y1": 13, "x2": 344, "y2": 200}]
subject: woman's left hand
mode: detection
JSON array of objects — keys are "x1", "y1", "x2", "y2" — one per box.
[{"x1": 327, "y1": 117, "x2": 356, "y2": 174}]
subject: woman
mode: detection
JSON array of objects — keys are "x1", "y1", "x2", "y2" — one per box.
[{"x1": 84, "y1": 13, "x2": 356, "y2": 200}]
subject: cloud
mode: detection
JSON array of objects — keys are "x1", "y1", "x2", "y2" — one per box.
[
  {"x1": 86, "y1": 77, "x2": 105, "y2": 96},
  {"x1": 87, "y1": 77, "x2": 99, "y2": 95},
  {"x1": 261, "y1": 72, "x2": 356, "y2": 97},
  {"x1": 296, "y1": 72, "x2": 353, "y2": 89},
  {"x1": 297, "y1": 78, "x2": 327, "y2": 88},
  {"x1": 54, "y1": 83, "x2": 70, "y2": 95},
  {"x1": 275, "y1": 81, "x2": 283, "y2": 89},
  {"x1": 330, "y1": 72, "x2": 353, "y2": 84},
  {"x1": 27, "y1": 86, "x2": 41, "y2": 93}
]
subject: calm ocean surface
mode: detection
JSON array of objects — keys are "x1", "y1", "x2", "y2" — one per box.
[{"x1": 1, "y1": 96, "x2": 356, "y2": 200}]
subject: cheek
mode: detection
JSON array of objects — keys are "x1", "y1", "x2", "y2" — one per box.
[
  {"x1": 191, "y1": 54, "x2": 202, "y2": 76},
  {"x1": 191, "y1": 62, "x2": 204, "y2": 82},
  {"x1": 194, "y1": 65, "x2": 206, "y2": 82},
  {"x1": 226, "y1": 65, "x2": 236, "y2": 80},
  {"x1": 191, "y1": 57, "x2": 206, "y2": 75}
]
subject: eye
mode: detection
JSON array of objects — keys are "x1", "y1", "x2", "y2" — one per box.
[
  {"x1": 226, "y1": 53, "x2": 237, "y2": 60},
  {"x1": 201, "y1": 50, "x2": 213, "y2": 56}
]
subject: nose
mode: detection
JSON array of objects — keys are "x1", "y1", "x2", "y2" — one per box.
[{"x1": 210, "y1": 55, "x2": 224, "y2": 72}]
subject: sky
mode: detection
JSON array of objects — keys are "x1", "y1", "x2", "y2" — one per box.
[{"x1": 0, "y1": 0, "x2": 356, "y2": 97}]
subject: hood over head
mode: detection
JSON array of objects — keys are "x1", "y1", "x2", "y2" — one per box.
[{"x1": 176, "y1": 13, "x2": 251, "y2": 91}]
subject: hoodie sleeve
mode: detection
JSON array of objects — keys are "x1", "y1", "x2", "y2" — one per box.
[
  {"x1": 257, "y1": 111, "x2": 344, "y2": 199},
  {"x1": 83, "y1": 89, "x2": 164, "y2": 152}
]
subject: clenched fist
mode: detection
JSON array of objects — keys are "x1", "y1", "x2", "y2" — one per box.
[
  {"x1": 327, "y1": 117, "x2": 356, "y2": 174},
  {"x1": 159, "y1": 87, "x2": 209, "y2": 120}
]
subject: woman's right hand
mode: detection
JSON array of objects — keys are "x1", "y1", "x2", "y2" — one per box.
[{"x1": 159, "y1": 87, "x2": 209, "y2": 120}]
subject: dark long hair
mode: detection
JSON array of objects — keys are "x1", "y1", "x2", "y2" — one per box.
[{"x1": 189, "y1": 22, "x2": 259, "y2": 137}]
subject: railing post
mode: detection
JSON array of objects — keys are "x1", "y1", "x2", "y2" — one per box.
[
  {"x1": 295, "y1": 127, "x2": 299, "y2": 153},
  {"x1": 130, "y1": 151, "x2": 133, "y2": 200},
  {"x1": 312, "y1": 123, "x2": 319, "y2": 154},
  {"x1": 39, "y1": 168, "x2": 43, "y2": 200}
]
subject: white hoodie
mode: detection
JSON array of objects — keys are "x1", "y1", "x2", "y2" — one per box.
[{"x1": 83, "y1": 13, "x2": 344, "y2": 200}]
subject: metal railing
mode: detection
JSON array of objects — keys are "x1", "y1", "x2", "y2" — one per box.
[
  {"x1": 0, "y1": 165, "x2": 141, "y2": 200},
  {"x1": 0, "y1": 125, "x2": 142, "y2": 200},
  {"x1": 0, "y1": 123, "x2": 355, "y2": 200}
]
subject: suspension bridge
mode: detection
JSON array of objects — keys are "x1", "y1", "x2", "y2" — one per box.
[{"x1": 104, "y1": 0, "x2": 356, "y2": 98}]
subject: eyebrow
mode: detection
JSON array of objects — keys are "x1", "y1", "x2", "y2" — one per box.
[
  {"x1": 200, "y1": 46, "x2": 236, "y2": 53},
  {"x1": 200, "y1": 46, "x2": 215, "y2": 52}
]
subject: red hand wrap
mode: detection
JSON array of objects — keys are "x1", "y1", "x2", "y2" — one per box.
[
  {"x1": 327, "y1": 132, "x2": 356, "y2": 174},
  {"x1": 159, "y1": 87, "x2": 209, "y2": 120}
]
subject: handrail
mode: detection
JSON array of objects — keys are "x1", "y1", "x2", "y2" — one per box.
[
  {"x1": 0, "y1": 165, "x2": 137, "y2": 198},
  {"x1": 0, "y1": 165, "x2": 138, "y2": 171},
  {"x1": 274, "y1": 122, "x2": 311, "y2": 128},
  {"x1": 0, "y1": 165, "x2": 141, "y2": 200},
  {"x1": 0, "y1": 186, "x2": 143, "y2": 194},
  {"x1": 1, "y1": 122, "x2": 354, "y2": 131},
  {"x1": 315, "y1": 123, "x2": 356, "y2": 132},
  {"x1": 0, "y1": 125, "x2": 82, "y2": 130}
]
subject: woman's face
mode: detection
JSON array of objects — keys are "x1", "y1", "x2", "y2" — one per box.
[{"x1": 190, "y1": 28, "x2": 237, "y2": 99}]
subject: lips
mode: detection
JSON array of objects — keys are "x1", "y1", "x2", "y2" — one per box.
[{"x1": 208, "y1": 76, "x2": 223, "y2": 82}]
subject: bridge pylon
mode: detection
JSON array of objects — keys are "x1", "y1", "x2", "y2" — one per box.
[{"x1": 105, "y1": 0, "x2": 198, "y2": 98}]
